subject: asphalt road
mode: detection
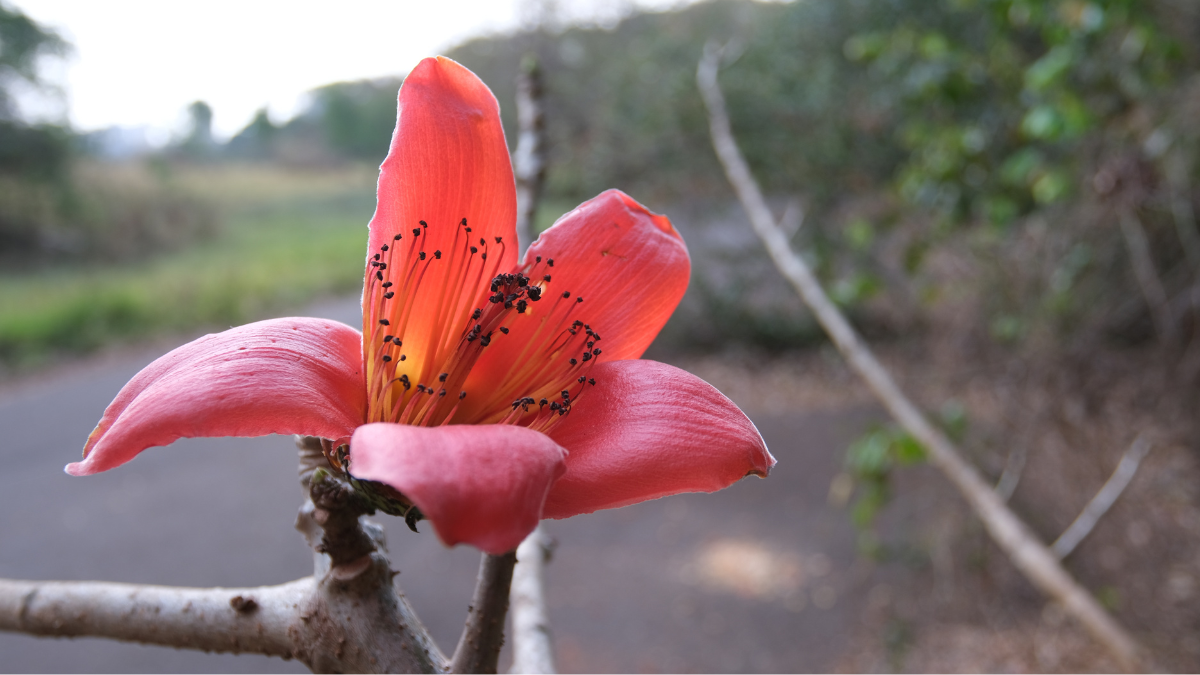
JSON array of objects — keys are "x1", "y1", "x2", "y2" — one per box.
[{"x1": 0, "y1": 297, "x2": 877, "y2": 673}]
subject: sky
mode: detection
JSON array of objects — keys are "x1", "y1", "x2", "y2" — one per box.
[{"x1": 12, "y1": 0, "x2": 695, "y2": 143}]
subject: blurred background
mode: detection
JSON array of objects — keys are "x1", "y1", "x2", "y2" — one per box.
[{"x1": 1, "y1": 0, "x2": 1199, "y2": 671}]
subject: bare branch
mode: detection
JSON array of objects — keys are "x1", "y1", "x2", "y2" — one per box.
[
  {"x1": 508, "y1": 51, "x2": 557, "y2": 675},
  {"x1": 1119, "y1": 208, "x2": 1177, "y2": 344},
  {"x1": 1053, "y1": 434, "x2": 1153, "y2": 559},
  {"x1": 994, "y1": 442, "x2": 1028, "y2": 503},
  {"x1": 697, "y1": 41, "x2": 1148, "y2": 672},
  {"x1": 513, "y1": 53, "x2": 546, "y2": 254},
  {"x1": 778, "y1": 197, "x2": 805, "y2": 238},
  {"x1": 0, "y1": 436, "x2": 448, "y2": 674},
  {"x1": 0, "y1": 577, "x2": 306, "y2": 657},
  {"x1": 452, "y1": 551, "x2": 518, "y2": 674},
  {"x1": 510, "y1": 526, "x2": 556, "y2": 674}
]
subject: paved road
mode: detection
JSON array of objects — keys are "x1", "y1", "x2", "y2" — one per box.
[{"x1": 0, "y1": 298, "x2": 878, "y2": 673}]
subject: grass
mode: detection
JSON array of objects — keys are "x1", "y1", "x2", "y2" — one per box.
[
  {"x1": 0, "y1": 165, "x2": 603, "y2": 372},
  {"x1": 0, "y1": 163, "x2": 377, "y2": 371}
]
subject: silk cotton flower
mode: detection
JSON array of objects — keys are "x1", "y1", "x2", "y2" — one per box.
[{"x1": 67, "y1": 56, "x2": 775, "y2": 555}]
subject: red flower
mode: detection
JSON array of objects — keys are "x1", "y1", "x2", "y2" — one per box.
[{"x1": 67, "y1": 57, "x2": 774, "y2": 555}]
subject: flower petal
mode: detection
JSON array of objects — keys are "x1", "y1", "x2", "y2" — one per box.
[
  {"x1": 541, "y1": 359, "x2": 774, "y2": 519},
  {"x1": 348, "y1": 423, "x2": 566, "y2": 554},
  {"x1": 67, "y1": 318, "x2": 366, "y2": 477},
  {"x1": 524, "y1": 190, "x2": 688, "y2": 362},
  {"x1": 456, "y1": 190, "x2": 689, "y2": 421},
  {"x1": 363, "y1": 56, "x2": 518, "y2": 397}
]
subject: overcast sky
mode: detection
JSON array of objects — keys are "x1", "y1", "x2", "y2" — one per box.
[{"x1": 12, "y1": 0, "x2": 695, "y2": 142}]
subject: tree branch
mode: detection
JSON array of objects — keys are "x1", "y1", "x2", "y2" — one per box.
[
  {"x1": 1052, "y1": 433, "x2": 1153, "y2": 559},
  {"x1": 452, "y1": 551, "x2": 518, "y2": 674},
  {"x1": 0, "y1": 577, "x2": 306, "y2": 657},
  {"x1": 0, "y1": 436, "x2": 448, "y2": 674},
  {"x1": 508, "y1": 50, "x2": 557, "y2": 675},
  {"x1": 509, "y1": 525, "x2": 556, "y2": 674},
  {"x1": 513, "y1": 53, "x2": 546, "y2": 254},
  {"x1": 697, "y1": 41, "x2": 1147, "y2": 672}
]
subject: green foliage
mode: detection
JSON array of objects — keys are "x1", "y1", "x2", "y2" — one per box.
[
  {"x1": 842, "y1": 402, "x2": 968, "y2": 554},
  {"x1": 0, "y1": 162, "x2": 219, "y2": 265},
  {"x1": 844, "y1": 425, "x2": 926, "y2": 533},
  {"x1": 844, "y1": 0, "x2": 1182, "y2": 229},
  {"x1": 176, "y1": 101, "x2": 215, "y2": 159},
  {"x1": 0, "y1": 2, "x2": 71, "y2": 180},
  {"x1": 308, "y1": 78, "x2": 403, "y2": 161},
  {"x1": 226, "y1": 108, "x2": 278, "y2": 159},
  {"x1": 0, "y1": 167, "x2": 375, "y2": 367},
  {"x1": 0, "y1": 119, "x2": 69, "y2": 179},
  {"x1": 0, "y1": 0, "x2": 66, "y2": 119}
]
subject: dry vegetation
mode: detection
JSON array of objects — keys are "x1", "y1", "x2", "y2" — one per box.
[{"x1": 671, "y1": 309, "x2": 1200, "y2": 672}]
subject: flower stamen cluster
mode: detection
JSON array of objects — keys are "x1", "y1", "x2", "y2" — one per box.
[{"x1": 363, "y1": 217, "x2": 600, "y2": 433}]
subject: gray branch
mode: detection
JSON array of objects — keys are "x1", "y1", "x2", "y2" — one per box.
[
  {"x1": 508, "y1": 49, "x2": 558, "y2": 675},
  {"x1": 1053, "y1": 434, "x2": 1153, "y2": 559},
  {"x1": 0, "y1": 435, "x2": 448, "y2": 673},
  {"x1": 513, "y1": 53, "x2": 546, "y2": 254},
  {"x1": 451, "y1": 550, "x2": 518, "y2": 674},
  {"x1": 510, "y1": 525, "x2": 556, "y2": 674},
  {"x1": 697, "y1": 41, "x2": 1147, "y2": 672},
  {"x1": 0, "y1": 577, "x2": 306, "y2": 657}
]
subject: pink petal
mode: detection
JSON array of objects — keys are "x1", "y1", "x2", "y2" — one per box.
[
  {"x1": 521, "y1": 190, "x2": 688, "y2": 362},
  {"x1": 67, "y1": 318, "x2": 366, "y2": 476},
  {"x1": 349, "y1": 423, "x2": 566, "y2": 555},
  {"x1": 456, "y1": 190, "x2": 690, "y2": 421},
  {"x1": 363, "y1": 56, "x2": 518, "y2": 397},
  {"x1": 541, "y1": 359, "x2": 774, "y2": 519}
]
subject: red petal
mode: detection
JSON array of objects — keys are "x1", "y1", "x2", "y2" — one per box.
[
  {"x1": 67, "y1": 318, "x2": 366, "y2": 476},
  {"x1": 524, "y1": 190, "x2": 687, "y2": 361},
  {"x1": 541, "y1": 360, "x2": 774, "y2": 519},
  {"x1": 348, "y1": 423, "x2": 566, "y2": 554},
  {"x1": 363, "y1": 56, "x2": 517, "y2": 398},
  {"x1": 456, "y1": 190, "x2": 689, "y2": 421}
]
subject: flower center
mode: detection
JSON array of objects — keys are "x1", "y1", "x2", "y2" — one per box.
[{"x1": 363, "y1": 218, "x2": 600, "y2": 433}]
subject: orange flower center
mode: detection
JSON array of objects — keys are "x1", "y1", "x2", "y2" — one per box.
[{"x1": 363, "y1": 218, "x2": 599, "y2": 433}]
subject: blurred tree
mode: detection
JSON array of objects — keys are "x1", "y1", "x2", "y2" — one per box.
[
  {"x1": 308, "y1": 78, "x2": 402, "y2": 161},
  {"x1": 0, "y1": 1, "x2": 70, "y2": 180},
  {"x1": 177, "y1": 100, "x2": 215, "y2": 159},
  {"x1": 0, "y1": 0, "x2": 65, "y2": 120},
  {"x1": 226, "y1": 107, "x2": 278, "y2": 159}
]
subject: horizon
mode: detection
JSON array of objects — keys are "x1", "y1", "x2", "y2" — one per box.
[{"x1": 11, "y1": 0, "x2": 705, "y2": 145}]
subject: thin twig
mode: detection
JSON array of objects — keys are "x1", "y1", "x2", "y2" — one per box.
[
  {"x1": 510, "y1": 526, "x2": 556, "y2": 674},
  {"x1": 1053, "y1": 434, "x2": 1153, "y2": 559},
  {"x1": 1119, "y1": 208, "x2": 1177, "y2": 344},
  {"x1": 994, "y1": 442, "x2": 1028, "y2": 503},
  {"x1": 513, "y1": 53, "x2": 546, "y2": 254},
  {"x1": 697, "y1": 41, "x2": 1147, "y2": 672},
  {"x1": 451, "y1": 551, "x2": 518, "y2": 674}
]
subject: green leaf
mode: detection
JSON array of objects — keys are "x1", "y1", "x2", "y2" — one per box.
[
  {"x1": 894, "y1": 434, "x2": 927, "y2": 464},
  {"x1": 1021, "y1": 105, "x2": 1062, "y2": 140},
  {"x1": 845, "y1": 217, "x2": 875, "y2": 251},
  {"x1": 1025, "y1": 46, "x2": 1074, "y2": 91},
  {"x1": 1032, "y1": 169, "x2": 1069, "y2": 203}
]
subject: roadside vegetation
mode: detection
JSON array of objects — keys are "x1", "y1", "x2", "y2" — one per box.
[
  {"x1": 2, "y1": 0, "x2": 1199, "y2": 668},
  {"x1": 0, "y1": 164, "x2": 377, "y2": 368}
]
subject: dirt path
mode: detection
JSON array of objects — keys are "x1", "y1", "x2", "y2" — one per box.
[{"x1": 0, "y1": 298, "x2": 883, "y2": 673}]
